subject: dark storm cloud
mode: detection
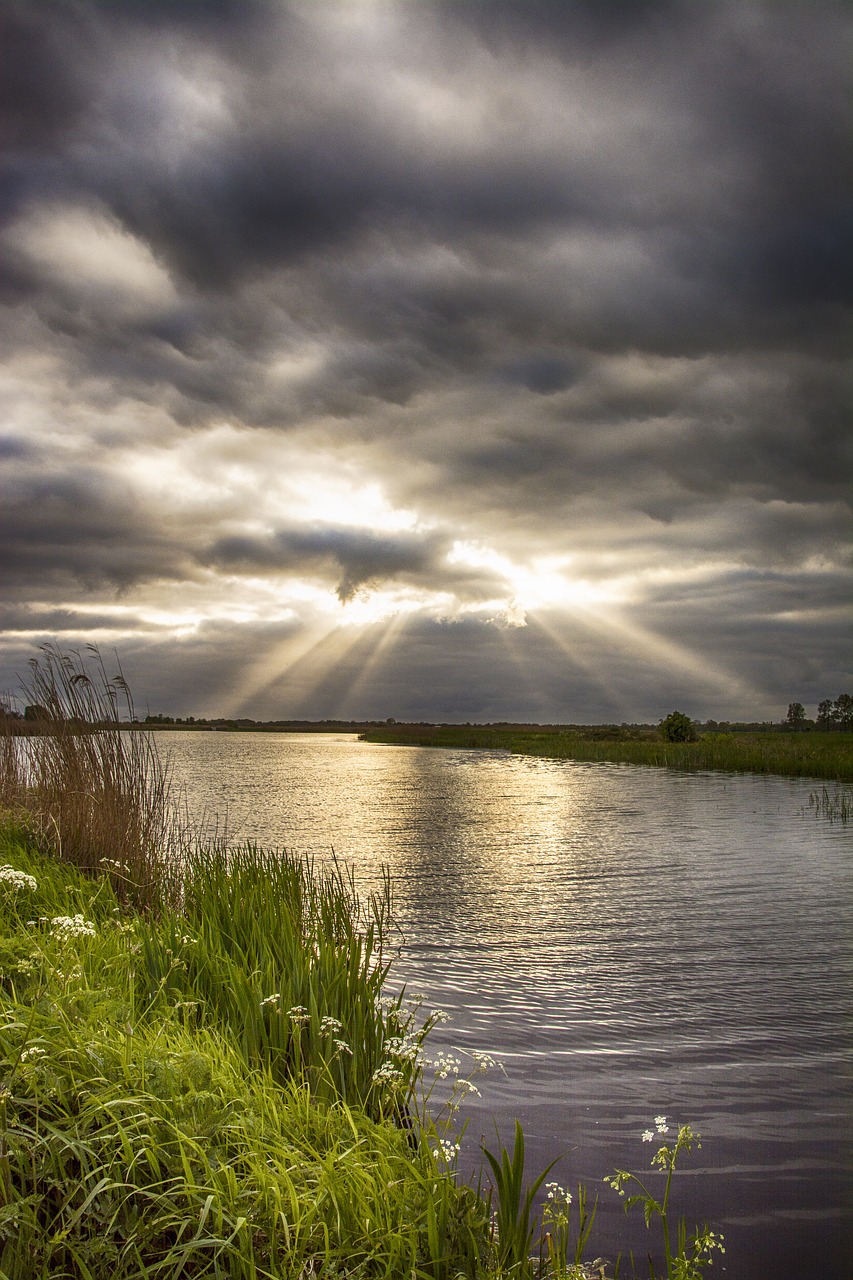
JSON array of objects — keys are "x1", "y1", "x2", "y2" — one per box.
[
  {"x1": 205, "y1": 524, "x2": 449, "y2": 602},
  {"x1": 203, "y1": 524, "x2": 504, "y2": 604},
  {"x1": 0, "y1": 604, "x2": 166, "y2": 635},
  {"x1": 0, "y1": 465, "x2": 192, "y2": 601},
  {"x1": 0, "y1": 0, "x2": 850, "y2": 718}
]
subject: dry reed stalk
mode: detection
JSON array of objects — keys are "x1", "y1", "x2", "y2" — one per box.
[{"x1": 0, "y1": 644, "x2": 185, "y2": 908}]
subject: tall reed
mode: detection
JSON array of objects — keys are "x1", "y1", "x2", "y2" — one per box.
[{"x1": 0, "y1": 644, "x2": 184, "y2": 908}]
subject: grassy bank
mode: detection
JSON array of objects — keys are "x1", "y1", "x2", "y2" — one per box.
[
  {"x1": 360, "y1": 724, "x2": 853, "y2": 782},
  {"x1": 0, "y1": 648, "x2": 726, "y2": 1279},
  {"x1": 0, "y1": 825, "x2": 498, "y2": 1278}
]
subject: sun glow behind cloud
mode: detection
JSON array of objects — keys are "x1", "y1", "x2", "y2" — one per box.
[{"x1": 447, "y1": 540, "x2": 621, "y2": 624}]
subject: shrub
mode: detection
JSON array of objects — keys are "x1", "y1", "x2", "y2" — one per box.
[{"x1": 659, "y1": 711, "x2": 698, "y2": 743}]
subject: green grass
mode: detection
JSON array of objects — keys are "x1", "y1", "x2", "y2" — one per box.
[
  {"x1": 0, "y1": 825, "x2": 490, "y2": 1279},
  {"x1": 360, "y1": 725, "x2": 853, "y2": 782}
]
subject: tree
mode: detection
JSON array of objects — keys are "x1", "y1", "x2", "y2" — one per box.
[
  {"x1": 659, "y1": 710, "x2": 698, "y2": 742},
  {"x1": 785, "y1": 702, "x2": 807, "y2": 731},
  {"x1": 815, "y1": 695, "x2": 853, "y2": 730},
  {"x1": 835, "y1": 693, "x2": 853, "y2": 730},
  {"x1": 816, "y1": 698, "x2": 836, "y2": 730}
]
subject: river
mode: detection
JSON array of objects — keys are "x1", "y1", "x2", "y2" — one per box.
[{"x1": 163, "y1": 731, "x2": 852, "y2": 1279}]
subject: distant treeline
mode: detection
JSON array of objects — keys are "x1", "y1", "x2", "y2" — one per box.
[
  {"x1": 0, "y1": 707, "x2": 392, "y2": 732},
  {"x1": 785, "y1": 694, "x2": 853, "y2": 731},
  {"x1": 2, "y1": 699, "x2": 851, "y2": 733}
]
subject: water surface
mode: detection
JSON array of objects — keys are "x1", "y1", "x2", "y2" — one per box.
[{"x1": 165, "y1": 731, "x2": 852, "y2": 1279}]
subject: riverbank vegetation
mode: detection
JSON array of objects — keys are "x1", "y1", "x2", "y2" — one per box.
[
  {"x1": 360, "y1": 723, "x2": 853, "y2": 782},
  {"x1": 0, "y1": 646, "x2": 726, "y2": 1278},
  {"x1": 0, "y1": 823, "x2": 503, "y2": 1278}
]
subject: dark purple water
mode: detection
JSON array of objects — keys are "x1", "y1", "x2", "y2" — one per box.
[{"x1": 166, "y1": 732, "x2": 853, "y2": 1279}]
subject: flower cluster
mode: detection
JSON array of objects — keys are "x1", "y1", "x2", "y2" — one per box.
[
  {"x1": 642, "y1": 1114, "x2": 670, "y2": 1142},
  {"x1": 371, "y1": 1062, "x2": 404, "y2": 1087},
  {"x1": 21, "y1": 1045, "x2": 47, "y2": 1062},
  {"x1": 99, "y1": 857, "x2": 129, "y2": 873},
  {"x1": 431, "y1": 1137, "x2": 460, "y2": 1163},
  {"x1": 383, "y1": 1032, "x2": 422, "y2": 1064},
  {"x1": 286, "y1": 1005, "x2": 310, "y2": 1024},
  {"x1": 319, "y1": 1016, "x2": 343, "y2": 1035},
  {"x1": 453, "y1": 1078, "x2": 481, "y2": 1099},
  {"x1": 430, "y1": 1052, "x2": 461, "y2": 1080},
  {"x1": 260, "y1": 992, "x2": 280, "y2": 1008},
  {"x1": 50, "y1": 914, "x2": 97, "y2": 939},
  {"x1": 543, "y1": 1180, "x2": 573, "y2": 1229},
  {"x1": 0, "y1": 866, "x2": 37, "y2": 893}
]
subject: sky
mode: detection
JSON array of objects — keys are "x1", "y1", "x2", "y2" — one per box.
[{"x1": 1, "y1": 0, "x2": 850, "y2": 724}]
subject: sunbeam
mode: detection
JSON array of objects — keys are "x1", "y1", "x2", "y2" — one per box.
[{"x1": 335, "y1": 612, "x2": 408, "y2": 720}]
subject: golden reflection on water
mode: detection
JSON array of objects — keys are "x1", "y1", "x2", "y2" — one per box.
[{"x1": 164, "y1": 732, "x2": 852, "y2": 1280}]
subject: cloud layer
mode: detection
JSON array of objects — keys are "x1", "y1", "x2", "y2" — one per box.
[{"x1": 1, "y1": 0, "x2": 850, "y2": 720}]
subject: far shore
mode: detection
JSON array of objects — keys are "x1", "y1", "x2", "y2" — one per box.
[{"x1": 360, "y1": 723, "x2": 853, "y2": 784}]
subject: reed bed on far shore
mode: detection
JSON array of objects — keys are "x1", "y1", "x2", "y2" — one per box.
[{"x1": 361, "y1": 724, "x2": 853, "y2": 783}]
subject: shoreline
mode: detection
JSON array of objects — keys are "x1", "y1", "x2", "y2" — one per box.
[{"x1": 359, "y1": 724, "x2": 853, "y2": 783}]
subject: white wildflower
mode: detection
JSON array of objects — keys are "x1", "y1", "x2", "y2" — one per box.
[
  {"x1": 21, "y1": 1046, "x2": 47, "y2": 1062},
  {"x1": 0, "y1": 866, "x2": 37, "y2": 893},
  {"x1": 545, "y1": 1181, "x2": 572, "y2": 1204},
  {"x1": 642, "y1": 1129, "x2": 655, "y2": 1142},
  {"x1": 384, "y1": 1033, "x2": 421, "y2": 1063},
  {"x1": 285, "y1": 1005, "x2": 310, "y2": 1023},
  {"x1": 372, "y1": 1062, "x2": 404, "y2": 1086},
  {"x1": 431, "y1": 1053, "x2": 460, "y2": 1080},
  {"x1": 431, "y1": 1138, "x2": 460, "y2": 1162},
  {"x1": 333, "y1": 1039, "x2": 353, "y2": 1055},
  {"x1": 320, "y1": 1016, "x2": 343, "y2": 1035},
  {"x1": 455, "y1": 1079, "x2": 481, "y2": 1098},
  {"x1": 655, "y1": 1115, "x2": 669, "y2": 1134},
  {"x1": 50, "y1": 914, "x2": 96, "y2": 939},
  {"x1": 260, "y1": 993, "x2": 281, "y2": 1008}
]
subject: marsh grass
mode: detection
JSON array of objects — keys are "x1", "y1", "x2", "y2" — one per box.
[
  {"x1": 0, "y1": 826, "x2": 491, "y2": 1278},
  {"x1": 136, "y1": 843, "x2": 437, "y2": 1119},
  {"x1": 807, "y1": 785, "x2": 852, "y2": 825},
  {"x1": 361, "y1": 725, "x2": 853, "y2": 782},
  {"x1": 0, "y1": 645, "x2": 185, "y2": 909}
]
